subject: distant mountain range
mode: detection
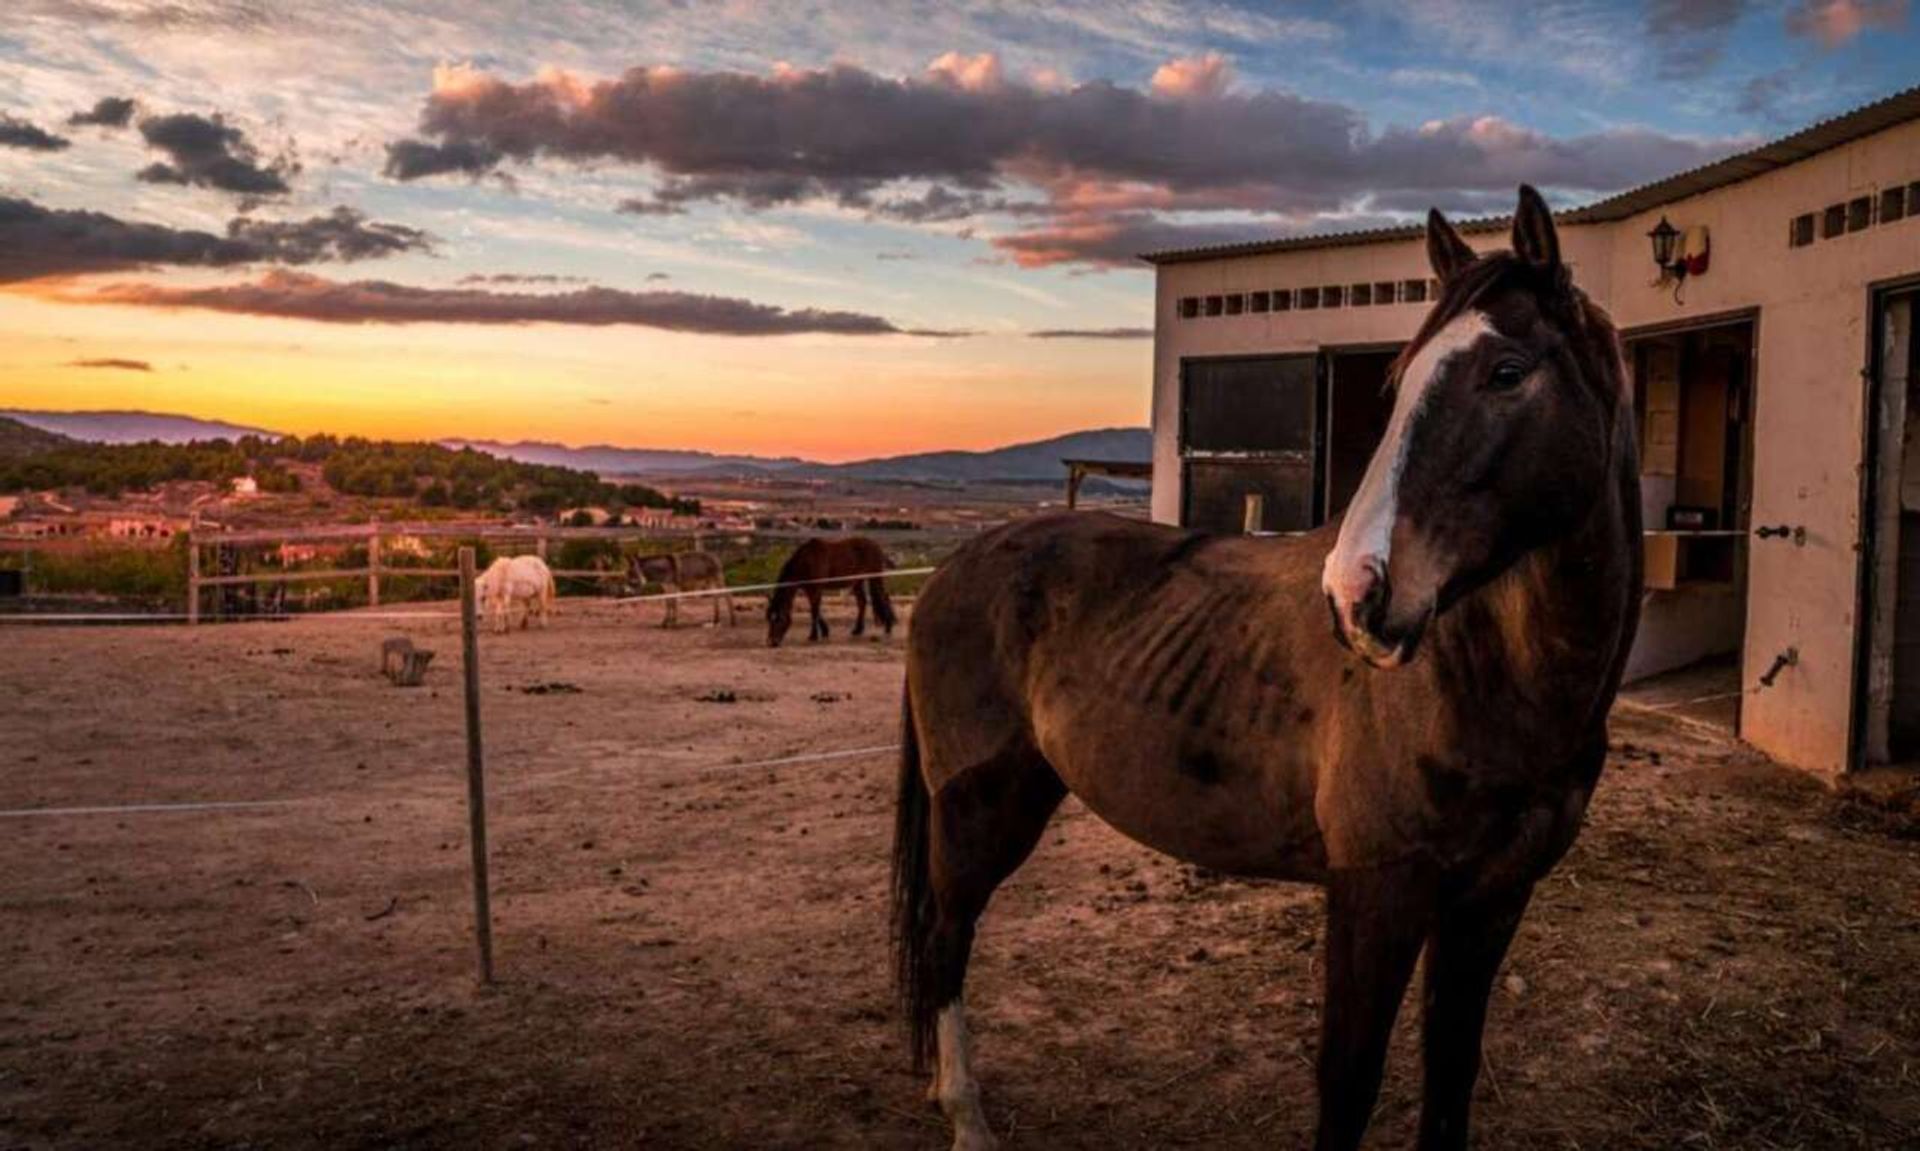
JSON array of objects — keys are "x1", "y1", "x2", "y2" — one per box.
[
  {"x1": 2, "y1": 409, "x2": 276, "y2": 444},
  {"x1": 440, "y1": 439, "x2": 811, "y2": 476},
  {"x1": 451, "y1": 427, "x2": 1150, "y2": 483},
  {"x1": 4, "y1": 408, "x2": 1149, "y2": 484}
]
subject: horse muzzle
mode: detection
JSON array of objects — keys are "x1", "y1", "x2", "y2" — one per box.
[{"x1": 1323, "y1": 556, "x2": 1430, "y2": 669}]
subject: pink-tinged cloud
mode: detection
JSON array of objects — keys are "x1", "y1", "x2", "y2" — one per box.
[
  {"x1": 385, "y1": 55, "x2": 1745, "y2": 237},
  {"x1": 44, "y1": 269, "x2": 970, "y2": 338},
  {"x1": 1785, "y1": 0, "x2": 1909, "y2": 46},
  {"x1": 991, "y1": 212, "x2": 1271, "y2": 268},
  {"x1": 1149, "y1": 53, "x2": 1234, "y2": 99}
]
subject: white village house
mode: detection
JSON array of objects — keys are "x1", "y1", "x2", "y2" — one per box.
[{"x1": 1141, "y1": 85, "x2": 1920, "y2": 778}]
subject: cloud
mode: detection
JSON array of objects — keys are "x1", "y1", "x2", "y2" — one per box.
[
  {"x1": 644, "y1": 271, "x2": 671, "y2": 282},
  {"x1": 1735, "y1": 70, "x2": 1796, "y2": 119},
  {"x1": 382, "y1": 136, "x2": 503, "y2": 181},
  {"x1": 137, "y1": 112, "x2": 294, "y2": 196},
  {"x1": 383, "y1": 55, "x2": 1747, "y2": 266},
  {"x1": 68, "y1": 96, "x2": 136, "y2": 128},
  {"x1": 1785, "y1": 0, "x2": 1909, "y2": 45},
  {"x1": 1645, "y1": 0, "x2": 1751, "y2": 78},
  {"x1": 0, "y1": 197, "x2": 432, "y2": 283},
  {"x1": 68, "y1": 357, "x2": 152, "y2": 371},
  {"x1": 0, "y1": 114, "x2": 70, "y2": 151},
  {"x1": 456, "y1": 272, "x2": 590, "y2": 285},
  {"x1": 225, "y1": 207, "x2": 432, "y2": 262},
  {"x1": 1028, "y1": 327, "x2": 1152, "y2": 339},
  {"x1": 46, "y1": 268, "x2": 967, "y2": 337},
  {"x1": 991, "y1": 212, "x2": 1293, "y2": 269},
  {"x1": 1148, "y1": 53, "x2": 1235, "y2": 99},
  {"x1": 926, "y1": 51, "x2": 1004, "y2": 92}
]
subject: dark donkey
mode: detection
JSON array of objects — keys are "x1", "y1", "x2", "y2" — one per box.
[
  {"x1": 766, "y1": 536, "x2": 897, "y2": 647},
  {"x1": 893, "y1": 188, "x2": 1641, "y2": 1151}
]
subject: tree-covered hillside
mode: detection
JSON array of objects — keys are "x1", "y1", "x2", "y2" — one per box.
[
  {"x1": 0, "y1": 430, "x2": 698, "y2": 517},
  {"x1": 0, "y1": 415, "x2": 76, "y2": 461}
]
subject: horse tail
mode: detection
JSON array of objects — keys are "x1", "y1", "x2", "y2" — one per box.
[{"x1": 891, "y1": 684, "x2": 938, "y2": 1074}]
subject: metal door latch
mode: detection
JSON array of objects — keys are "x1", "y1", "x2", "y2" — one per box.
[
  {"x1": 1757, "y1": 647, "x2": 1799, "y2": 689},
  {"x1": 1754, "y1": 524, "x2": 1806, "y2": 546}
]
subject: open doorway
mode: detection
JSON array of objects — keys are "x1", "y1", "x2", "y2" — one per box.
[
  {"x1": 1321, "y1": 347, "x2": 1399, "y2": 522},
  {"x1": 1618, "y1": 317, "x2": 1758, "y2": 733},
  {"x1": 1859, "y1": 285, "x2": 1920, "y2": 766}
]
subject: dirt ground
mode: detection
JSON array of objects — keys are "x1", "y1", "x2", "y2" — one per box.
[{"x1": 2, "y1": 600, "x2": 1919, "y2": 1150}]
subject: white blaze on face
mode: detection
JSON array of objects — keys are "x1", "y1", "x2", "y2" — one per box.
[{"x1": 1322, "y1": 310, "x2": 1493, "y2": 622}]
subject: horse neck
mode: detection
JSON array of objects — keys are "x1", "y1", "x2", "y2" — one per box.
[
  {"x1": 770, "y1": 563, "x2": 800, "y2": 611},
  {"x1": 1427, "y1": 407, "x2": 1641, "y2": 735}
]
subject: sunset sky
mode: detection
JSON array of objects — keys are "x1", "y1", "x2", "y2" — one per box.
[{"x1": 1, "y1": 1, "x2": 1914, "y2": 460}]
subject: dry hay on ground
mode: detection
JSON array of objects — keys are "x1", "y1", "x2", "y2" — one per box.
[{"x1": 1, "y1": 603, "x2": 1917, "y2": 1149}]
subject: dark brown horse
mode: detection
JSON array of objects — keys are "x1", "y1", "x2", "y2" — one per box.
[
  {"x1": 766, "y1": 536, "x2": 897, "y2": 647},
  {"x1": 892, "y1": 188, "x2": 1642, "y2": 1151}
]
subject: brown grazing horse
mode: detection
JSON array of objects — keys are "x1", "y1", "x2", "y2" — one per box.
[
  {"x1": 893, "y1": 187, "x2": 1642, "y2": 1151},
  {"x1": 629, "y1": 551, "x2": 734, "y2": 628},
  {"x1": 766, "y1": 536, "x2": 897, "y2": 647}
]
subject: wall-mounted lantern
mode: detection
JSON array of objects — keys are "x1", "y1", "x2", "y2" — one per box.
[
  {"x1": 1647, "y1": 216, "x2": 1708, "y2": 302},
  {"x1": 1648, "y1": 216, "x2": 1681, "y2": 280}
]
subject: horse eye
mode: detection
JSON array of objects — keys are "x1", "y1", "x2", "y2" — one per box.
[{"x1": 1487, "y1": 361, "x2": 1530, "y2": 391}]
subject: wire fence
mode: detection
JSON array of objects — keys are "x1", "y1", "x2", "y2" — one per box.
[
  {"x1": 0, "y1": 564, "x2": 935, "y2": 624},
  {"x1": 0, "y1": 516, "x2": 989, "y2": 623}
]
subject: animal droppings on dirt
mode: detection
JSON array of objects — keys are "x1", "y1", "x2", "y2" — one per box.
[
  {"x1": 695, "y1": 689, "x2": 738, "y2": 703},
  {"x1": 811, "y1": 691, "x2": 851, "y2": 703},
  {"x1": 518, "y1": 682, "x2": 583, "y2": 695}
]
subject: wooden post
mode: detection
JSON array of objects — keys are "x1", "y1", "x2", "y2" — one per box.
[
  {"x1": 186, "y1": 516, "x2": 201, "y2": 625},
  {"x1": 1242, "y1": 493, "x2": 1266, "y2": 536},
  {"x1": 367, "y1": 518, "x2": 382, "y2": 608},
  {"x1": 535, "y1": 533, "x2": 548, "y2": 561},
  {"x1": 1067, "y1": 463, "x2": 1084, "y2": 510},
  {"x1": 458, "y1": 547, "x2": 495, "y2": 984}
]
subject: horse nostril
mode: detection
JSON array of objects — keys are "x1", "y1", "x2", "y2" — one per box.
[{"x1": 1357, "y1": 568, "x2": 1391, "y2": 632}]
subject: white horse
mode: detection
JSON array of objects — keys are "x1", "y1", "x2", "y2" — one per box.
[{"x1": 474, "y1": 554, "x2": 555, "y2": 633}]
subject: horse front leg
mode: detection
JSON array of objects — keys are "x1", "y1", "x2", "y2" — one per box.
[
  {"x1": 1417, "y1": 883, "x2": 1533, "y2": 1151},
  {"x1": 1316, "y1": 863, "x2": 1436, "y2": 1151},
  {"x1": 807, "y1": 588, "x2": 827, "y2": 641},
  {"x1": 852, "y1": 581, "x2": 868, "y2": 637}
]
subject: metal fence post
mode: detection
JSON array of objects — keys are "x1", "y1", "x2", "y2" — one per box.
[
  {"x1": 186, "y1": 516, "x2": 201, "y2": 626},
  {"x1": 458, "y1": 546, "x2": 495, "y2": 984}
]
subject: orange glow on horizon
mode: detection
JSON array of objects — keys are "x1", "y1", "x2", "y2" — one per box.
[{"x1": 0, "y1": 295, "x2": 1148, "y2": 462}]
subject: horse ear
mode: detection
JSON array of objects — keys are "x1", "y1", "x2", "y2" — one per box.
[
  {"x1": 1511, "y1": 184, "x2": 1561, "y2": 272},
  {"x1": 1426, "y1": 208, "x2": 1476, "y2": 283}
]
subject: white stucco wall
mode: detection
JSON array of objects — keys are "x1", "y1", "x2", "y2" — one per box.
[{"x1": 1148, "y1": 117, "x2": 1920, "y2": 776}]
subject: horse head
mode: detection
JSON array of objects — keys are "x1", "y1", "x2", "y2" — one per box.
[
  {"x1": 1322, "y1": 185, "x2": 1625, "y2": 668},
  {"x1": 766, "y1": 597, "x2": 794, "y2": 647}
]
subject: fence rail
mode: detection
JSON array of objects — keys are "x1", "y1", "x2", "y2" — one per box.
[{"x1": 179, "y1": 517, "x2": 976, "y2": 624}]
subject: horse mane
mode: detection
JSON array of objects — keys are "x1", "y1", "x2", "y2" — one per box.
[{"x1": 770, "y1": 542, "x2": 811, "y2": 612}]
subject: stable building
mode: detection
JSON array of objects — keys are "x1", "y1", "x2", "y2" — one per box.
[{"x1": 1141, "y1": 86, "x2": 1920, "y2": 777}]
